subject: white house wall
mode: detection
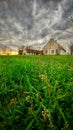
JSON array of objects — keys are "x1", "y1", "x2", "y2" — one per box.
[
  {"x1": 43, "y1": 49, "x2": 58, "y2": 55},
  {"x1": 60, "y1": 50, "x2": 67, "y2": 55}
]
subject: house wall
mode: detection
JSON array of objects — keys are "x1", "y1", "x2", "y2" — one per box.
[
  {"x1": 60, "y1": 50, "x2": 66, "y2": 55},
  {"x1": 43, "y1": 49, "x2": 60, "y2": 55},
  {"x1": 23, "y1": 49, "x2": 27, "y2": 54},
  {"x1": 43, "y1": 38, "x2": 67, "y2": 55}
]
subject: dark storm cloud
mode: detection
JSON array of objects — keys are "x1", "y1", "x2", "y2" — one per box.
[
  {"x1": 0, "y1": 0, "x2": 33, "y2": 28},
  {"x1": 0, "y1": 0, "x2": 73, "y2": 49},
  {"x1": 57, "y1": 32, "x2": 73, "y2": 40},
  {"x1": 42, "y1": 0, "x2": 63, "y2": 5},
  {"x1": 62, "y1": 0, "x2": 73, "y2": 18},
  {"x1": 52, "y1": 0, "x2": 73, "y2": 34},
  {"x1": 52, "y1": 22, "x2": 68, "y2": 31}
]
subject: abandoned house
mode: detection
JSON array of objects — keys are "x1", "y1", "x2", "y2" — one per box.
[
  {"x1": 43, "y1": 38, "x2": 66, "y2": 55},
  {"x1": 26, "y1": 48, "x2": 43, "y2": 55},
  {"x1": 18, "y1": 46, "x2": 43, "y2": 55},
  {"x1": 18, "y1": 39, "x2": 67, "y2": 55}
]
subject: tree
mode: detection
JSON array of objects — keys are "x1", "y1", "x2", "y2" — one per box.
[
  {"x1": 69, "y1": 42, "x2": 73, "y2": 55},
  {"x1": 18, "y1": 49, "x2": 23, "y2": 55},
  {"x1": 18, "y1": 45, "x2": 25, "y2": 55}
]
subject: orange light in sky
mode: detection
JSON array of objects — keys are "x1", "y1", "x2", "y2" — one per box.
[{"x1": 0, "y1": 50, "x2": 18, "y2": 55}]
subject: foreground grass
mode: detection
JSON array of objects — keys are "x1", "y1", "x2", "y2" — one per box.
[{"x1": 0, "y1": 55, "x2": 73, "y2": 130}]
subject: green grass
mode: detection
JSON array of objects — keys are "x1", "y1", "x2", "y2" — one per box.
[{"x1": 0, "y1": 55, "x2": 73, "y2": 130}]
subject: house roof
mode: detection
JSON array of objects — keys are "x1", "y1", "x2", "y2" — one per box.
[
  {"x1": 26, "y1": 48, "x2": 43, "y2": 54},
  {"x1": 43, "y1": 38, "x2": 66, "y2": 52}
]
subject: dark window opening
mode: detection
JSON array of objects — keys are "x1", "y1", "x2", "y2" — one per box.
[
  {"x1": 51, "y1": 50, "x2": 54, "y2": 54},
  {"x1": 45, "y1": 50, "x2": 47, "y2": 53},
  {"x1": 56, "y1": 49, "x2": 59, "y2": 55}
]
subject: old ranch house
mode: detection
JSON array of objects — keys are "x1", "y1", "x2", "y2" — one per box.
[{"x1": 43, "y1": 39, "x2": 66, "y2": 55}]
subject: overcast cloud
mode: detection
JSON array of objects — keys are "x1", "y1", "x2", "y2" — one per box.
[{"x1": 0, "y1": 0, "x2": 73, "y2": 50}]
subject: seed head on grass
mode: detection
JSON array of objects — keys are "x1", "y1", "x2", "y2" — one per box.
[
  {"x1": 25, "y1": 95, "x2": 33, "y2": 104},
  {"x1": 39, "y1": 73, "x2": 48, "y2": 82},
  {"x1": 9, "y1": 98, "x2": 16, "y2": 106},
  {"x1": 41, "y1": 109, "x2": 50, "y2": 121},
  {"x1": 38, "y1": 73, "x2": 52, "y2": 89},
  {"x1": 63, "y1": 122, "x2": 69, "y2": 130},
  {"x1": 41, "y1": 109, "x2": 54, "y2": 128}
]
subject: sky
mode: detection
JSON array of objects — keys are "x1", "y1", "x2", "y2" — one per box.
[{"x1": 0, "y1": 0, "x2": 73, "y2": 50}]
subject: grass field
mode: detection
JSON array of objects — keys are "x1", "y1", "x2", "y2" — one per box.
[{"x1": 0, "y1": 55, "x2": 73, "y2": 130}]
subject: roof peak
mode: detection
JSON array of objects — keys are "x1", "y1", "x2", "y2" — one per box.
[{"x1": 49, "y1": 38, "x2": 56, "y2": 42}]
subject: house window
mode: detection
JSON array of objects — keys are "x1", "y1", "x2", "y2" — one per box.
[
  {"x1": 51, "y1": 50, "x2": 54, "y2": 54},
  {"x1": 45, "y1": 50, "x2": 47, "y2": 54},
  {"x1": 56, "y1": 49, "x2": 59, "y2": 55}
]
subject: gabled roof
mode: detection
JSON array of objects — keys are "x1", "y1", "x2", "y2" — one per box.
[
  {"x1": 43, "y1": 38, "x2": 66, "y2": 52},
  {"x1": 26, "y1": 48, "x2": 43, "y2": 54}
]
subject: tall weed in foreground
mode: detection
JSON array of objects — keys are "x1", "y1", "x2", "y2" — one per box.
[{"x1": 0, "y1": 55, "x2": 73, "y2": 130}]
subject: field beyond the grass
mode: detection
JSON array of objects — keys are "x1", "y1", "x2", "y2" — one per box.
[{"x1": 0, "y1": 55, "x2": 73, "y2": 130}]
